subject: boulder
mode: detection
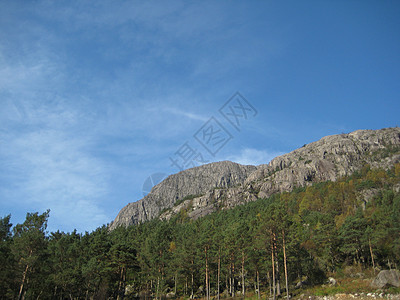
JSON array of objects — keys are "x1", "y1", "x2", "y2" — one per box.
[
  {"x1": 295, "y1": 278, "x2": 309, "y2": 289},
  {"x1": 328, "y1": 277, "x2": 337, "y2": 286},
  {"x1": 371, "y1": 270, "x2": 400, "y2": 288}
]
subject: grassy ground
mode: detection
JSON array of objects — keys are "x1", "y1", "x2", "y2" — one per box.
[
  {"x1": 180, "y1": 268, "x2": 400, "y2": 300},
  {"x1": 290, "y1": 267, "x2": 400, "y2": 299}
]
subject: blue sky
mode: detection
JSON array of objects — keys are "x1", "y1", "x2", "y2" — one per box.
[{"x1": 1, "y1": 1, "x2": 399, "y2": 233}]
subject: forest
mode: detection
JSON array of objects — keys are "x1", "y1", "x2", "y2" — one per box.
[{"x1": 1, "y1": 164, "x2": 400, "y2": 299}]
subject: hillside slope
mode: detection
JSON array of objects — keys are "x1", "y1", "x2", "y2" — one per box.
[
  {"x1": 111, "y1": 127, "x2": 400, "y2": 228},
  {"x1": 110, "y1": 161, "x2": 256, "y2": 229}
]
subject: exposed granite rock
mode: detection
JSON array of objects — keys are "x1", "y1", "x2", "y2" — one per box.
[
  {"x1": 247, "y1": 127, "x2": 400, "y2": 199},
  {"x1": 112, "y1": 127, "x2": 400, "y2": 227},
  {"x1": 110, "y1": 161, "x2": 256, "y2": 229},
  {"x1": 371, "y1": 269, "x2": 400, "y2": 288}
]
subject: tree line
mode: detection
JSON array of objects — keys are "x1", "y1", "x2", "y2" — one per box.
[{"x1": 1, "y1": 164, "x2": 400, "y2": 299}]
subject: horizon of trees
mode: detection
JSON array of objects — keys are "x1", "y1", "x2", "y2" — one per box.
[{"x1": 1, "y1": 163, "x2": 399, "y2": 299}]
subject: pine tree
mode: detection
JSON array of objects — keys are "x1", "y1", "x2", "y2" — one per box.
[
  {"x1": 0, "y1": 215, "x2": 15, "y2": 298},
  {"x1": 11, "y1": 210, "x2": 50, "y2": 300}
]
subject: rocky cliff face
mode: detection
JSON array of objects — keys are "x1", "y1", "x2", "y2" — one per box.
[
  {"x1": 109, "y1": 161, "x2": 256, "y2": 229},
  {"x1": 111, "y1": 127, "x2": 400, "y2": 228},
  {"x1": 249, "y1": 127, "x2": 400, "y2": 199}
]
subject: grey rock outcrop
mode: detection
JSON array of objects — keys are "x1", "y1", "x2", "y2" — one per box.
[
  {"x1": 110, "y1": 161, "x2": 256, "y2": 229},
  {"x1": 247, "y1": 127, "x2": 400, "y2": 199},
  {"x1": 111, "y1": 127, "x2": 400, "y2": 227},
  {"x1": 371, "y1": 269, "x2": 400, "y2": 288},
  {"x1": 160, "y1": 127, "x2": 400, "y2": 221},
  {"x1": 328, "y1": 277, "x2": 337, "y2": 286}
]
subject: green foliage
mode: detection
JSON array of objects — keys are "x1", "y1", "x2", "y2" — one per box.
[
  {"x1": 174, "y1": 194, "x2": 202, "y2": 207},
  {"x1": 11, "y1": 210, "x2": 50, "y2": 299},
  {"x1": 1, "y1": 164, "x2": 400, "y2": 298},
  {"x1": 0, "y1": 215, "x2": 16, "y2": 298},
  {"x1": 371, "y1": 145, "x2": 400, "y2": 160}
]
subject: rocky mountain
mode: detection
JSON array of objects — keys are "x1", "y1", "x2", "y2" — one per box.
[
  {"x1": 110, "y1": 127, "x2": 400, "y2": 229},
  {"x1": 110, "y1": 161, "x2": 256, "y2": 229}
]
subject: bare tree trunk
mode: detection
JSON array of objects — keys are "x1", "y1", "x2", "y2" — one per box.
[
  {"x1": 369, "y1": 238, "x2": 376, "y2": 274},
  {"x1": 174, "y1": 272, "x2": 177, "y2": 295},
  {"x1": 229, "y1": 263, "x2": 232, "y2": 297},
  {"x1": 205, "y1": 246, "x2": 209, "y2": 300},
  {"x1": 271, "y1": 245, "x2": 276, "y2": 300},
  {"x1": 18, "y1": 264, "x2": 29, "y2": 300},
  {"x1": 267, "y1": 271, "x2": 271, "y2": 297},
  {"x1": 276, "y1": 256, "x2": 281, "y2": 296},
  {"x1": 123, "y1": 268, "x2": 126, "y2": 299},
  {"x1": 232, "y1": 260, "x2": 235, "y2": 298},
  {"x1": 117, "y1": 267, "x2": 125, "y2": 300},
  {"x1": 156, "y1": 276, "x2": 160, "y2": 300},
  {"x1": 36, "y1": 290, "x2": 43, "y2": 300},
  {"x1": 191, "y1": 271, "x2": 194, "y2": 299},
  {"x1": 274, "y1": 232, "x2": 281, "y2": 297},
  {"x1": 150, "y1": 279, "x2": 154, "y2": 295},
  {"x1": 282, "y1": 230, "x2": 289, "y2": 300},
  {"x1": 257, "y1": 269, "x2": 260, "y2": 300},
  {"x1": 185, "y1": 276, "x2": 187, "y2": 296},
  {"x1": 241, "y1": 251, "x2": 245, "y2": 298},
  {"x1": 209, "y1": 271, "x2": 211, "y2": 300},
  {"x1": 225, "y1": 272, "x2": 228, "y2": 297},
  {"x1": 191, "y1": 258, "x2": 194, "y2": 298},
  {"x1": 217, "y1": 251, "x2": 221, "y2": 300}
]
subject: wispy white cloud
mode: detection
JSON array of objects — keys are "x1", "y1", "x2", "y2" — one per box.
[
  {"x1": 0, "y1": 100, "x2": 110, "y2": 232},
  {"x1": 0, "y1": 1, "x2": 287, "y2": 232},
  {"x1": 225, "y1": 148, "x2": 283, "y2": 166},
  {"x1": 0, "y1": 43, "x2": 110, "y2": 231},
  {"x1": 163, "y1": 107, "x2": 209, "y2": 122}
]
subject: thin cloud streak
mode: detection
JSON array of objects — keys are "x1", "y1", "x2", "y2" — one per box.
[
  {"x1": 0, "y1": 1, "x2": 285, "y2": 233},
  {"x1": 163, "y1": 107, "x2": 209, "y2": 122},
  {"x1": 226, "y1": 148, "x2": 283, "y2": 166},
  {"x1": 3, "y1": 1, "x2": 392, "y2": 233},
  {"x1": 0, "y1": 96, "x2": 110, "y2": 232}
]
